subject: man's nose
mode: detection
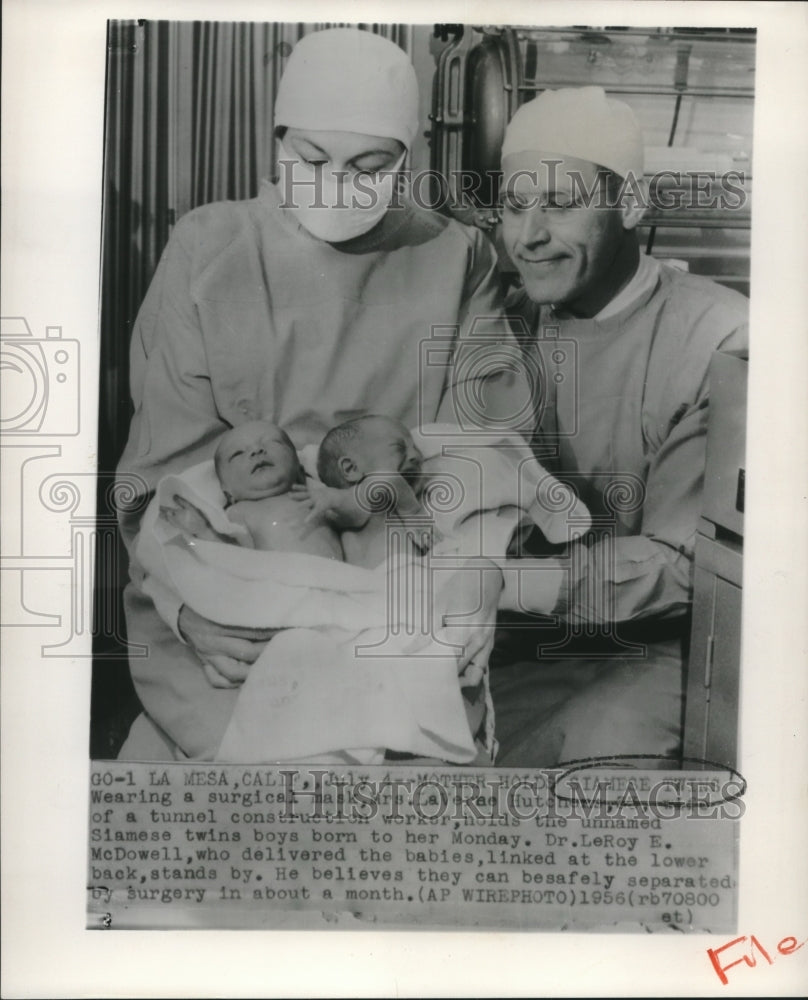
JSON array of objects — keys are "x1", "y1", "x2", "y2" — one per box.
[{"x1": 516, "y1": 209, "x2": 552, "y2": 248}]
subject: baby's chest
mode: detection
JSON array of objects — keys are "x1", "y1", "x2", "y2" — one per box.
[
  {"x1": 237, "y1": 497, "x2": 306, "y2": 544},
  {"x1": 237, "y1": 497, "x2": 343, "y2": 560}
]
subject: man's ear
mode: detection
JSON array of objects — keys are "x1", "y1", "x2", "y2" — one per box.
[
  {"x1": 339, "y1": 455, "x2": 361, "y2": 484},
  {"x1": 616, "y1": 173, "x2": 648, "y2": 231}
]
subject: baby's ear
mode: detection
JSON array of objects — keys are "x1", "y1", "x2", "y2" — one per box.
[{"x1": 339, "y1": 455, "x2": 361, "y2": 484}]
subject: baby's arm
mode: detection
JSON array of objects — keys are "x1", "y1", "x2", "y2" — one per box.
[
  {"x1": 160, "y1": 494, "x2": 235, "y2": 544},
  {"x1": 293, "y1": 476, "x2": 441, "y2": 545},
  {"x1": 291, "y1": 481, "x2": 371, "y2": 530},
  {"x1": 223, "y1": 503, "x2": 258, "y2": 547},
  {"x1": 379, "y1": 473, "x2": 425, "y2": 518},
  {"x1": 376, "y1": 473, "x2": 443, "y2": 550}
]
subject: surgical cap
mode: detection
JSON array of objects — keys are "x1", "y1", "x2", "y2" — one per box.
[
  {"x1": 502, "y1": 87, "x2": 644, "y2": 180},
  {"x1": 274, "y1": 28, "x2": 419, "y2": 149}
]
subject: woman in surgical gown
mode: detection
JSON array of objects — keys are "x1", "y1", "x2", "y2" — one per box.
[{"x1": 115, "y1": 28, "x2": 515, "y2": 759}]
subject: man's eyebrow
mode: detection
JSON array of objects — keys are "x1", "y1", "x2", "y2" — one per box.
[
  {"x1": 505, "y1": 185, "x2": 576, "y2": 198},
  {"x1": 503, "y1": 177, "x2": 544, "y2": 191},
  {"x1": 501, "y1": 183, "x2": 530, "y2": 199}
]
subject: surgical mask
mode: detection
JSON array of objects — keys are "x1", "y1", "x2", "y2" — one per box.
[{"x1": 278, "y1": 142, "x2": 406, "y2": 243}]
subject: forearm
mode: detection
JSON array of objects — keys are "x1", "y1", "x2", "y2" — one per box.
[
  {"x1": 140, "y1": 572, "x2": 185, "y2": 641},
  {"x1": 123, "y1": 583, "x2": 239, "y2": 759},
  {"x1": 323, "y1": 487, "x2": 370, "y2": 529},
  {"x1": 500, "y1": 536, "x2": 692, "y2": 623},
  {"x1": 560, "y1": 535, "x2": 692, "y2": 624},
  {"x1": 384, "y1": 474, "x2": 425, "y2": 518},
  {"x1": 499, "y1": 557, "x2": 566, "y2": 615}
]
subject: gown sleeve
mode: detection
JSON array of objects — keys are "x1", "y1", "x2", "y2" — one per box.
[
  {"x1": 558, "y1": 321, "x2": 749, "y2": 624},
  {"x1": 117, "y1": 215, "x2": 231, "y2": 550},
  {"x1": 116, "y1": 214, "x2": 237, "y2": 647},
  {"x1": 115, "y1": 217, "x2": 251, "y2": 758}
]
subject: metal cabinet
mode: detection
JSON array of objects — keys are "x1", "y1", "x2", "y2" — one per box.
[
  {"x1": 682, "y1": 350, "x2": 747, "y2": 769},
  {"x1": 683, "y1": 535, "x2": 743, "y2": 766}
]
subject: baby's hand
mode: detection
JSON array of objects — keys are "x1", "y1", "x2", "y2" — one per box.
[
  {"x1": 290, "y1": 482, "x2": 342, "y2": 525},
  {"x1": 160, "y1": 494, "x2": 218, "y2": 540}
]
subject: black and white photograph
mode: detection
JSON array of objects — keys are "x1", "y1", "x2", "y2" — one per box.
[
  {"x1": 87, "y1": 16, "x2": 753, "y2": 927},
  {"x1": 92, "y1": 20, "x2": 752, "y2": 777},
  {"x1": 2, "y1": 0, "x2": 807, "y2": 994}
]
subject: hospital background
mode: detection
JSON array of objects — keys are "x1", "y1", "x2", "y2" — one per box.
[{"x1": 93, "y1": 23, "x2": 753, "y2": 762}]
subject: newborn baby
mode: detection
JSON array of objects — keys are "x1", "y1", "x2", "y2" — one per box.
[
  {"x1": 162, "y1": 421, "x2": 343, "y2": 560},
  {"x1": 295, "y1": 414, "x2": 439, "y2": 570}
]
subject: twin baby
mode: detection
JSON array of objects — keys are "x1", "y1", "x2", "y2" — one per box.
[{"x1": 162, "y1": 416, "x2": 437, "y2": 570}]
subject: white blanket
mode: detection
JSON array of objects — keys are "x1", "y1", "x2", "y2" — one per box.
[{"x1": 136, "y1": 424, "x2": 589, "y2": 764}]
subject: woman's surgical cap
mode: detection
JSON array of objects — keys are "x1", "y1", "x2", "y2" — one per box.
[
  {"x1": 274, "y1": 28, "x2": 419, "y2": 149},
  {"x1": 502, "y1": 87, "x2": 644, "y2": 181}
]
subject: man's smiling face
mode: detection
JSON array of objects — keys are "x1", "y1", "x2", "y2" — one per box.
[{"x1": 501, "y1": 152, "x2": 636, "y2": 317}]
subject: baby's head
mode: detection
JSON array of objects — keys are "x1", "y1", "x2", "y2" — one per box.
[
  {"x1": 215, "y1": 421, "x2": 303, "y2": 502},
  {"x1": 317, "y1": 415, "x2": 423, "y2": 488}
]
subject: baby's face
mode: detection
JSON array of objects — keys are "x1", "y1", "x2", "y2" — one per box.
[
  {"x1": 216, "y1": 422, "x2": 301, "y2": 501},
  {"x1": 350, "y1": 417, "x2": 424, "y2": 483}
]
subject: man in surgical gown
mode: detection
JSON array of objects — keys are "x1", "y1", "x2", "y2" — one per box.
[{"x1": 490, "y1": 87, "x2": 749, "y2": 765}]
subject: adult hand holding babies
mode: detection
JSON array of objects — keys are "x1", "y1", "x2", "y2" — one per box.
[{"x1": 177, "y1": 605, "x2": 280, "y2": 688}]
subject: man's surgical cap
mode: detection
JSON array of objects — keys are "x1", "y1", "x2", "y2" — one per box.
[
  {"x1": 501, "y1": 87, "x2": 644, "y2": 180},
  {"x1": 274, "y1": 28, "x2": 419, "y2": 149}
]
